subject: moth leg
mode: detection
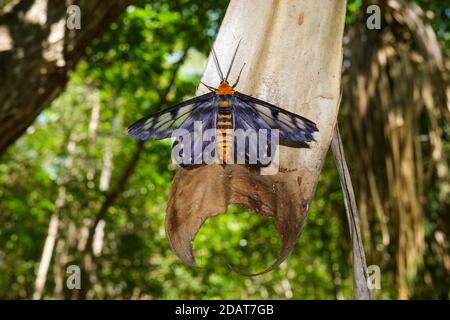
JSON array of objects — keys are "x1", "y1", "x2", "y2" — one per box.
[
  {"x1": 200, "y1": 81, "x2": 217, "y2": 92},
  {"x1": 231, "y1": 63, "x2": 246, "y2": 88}
]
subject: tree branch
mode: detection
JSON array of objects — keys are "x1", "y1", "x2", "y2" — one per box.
[{"x1": 0, "y1": 0, "x2": 132, "y2": 156}]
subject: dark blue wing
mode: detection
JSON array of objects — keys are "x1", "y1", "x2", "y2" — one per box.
[
  {"x1": 234, "y1": 92, "x2": 318, "y2": 142},
  {"x1": 231, "y1": 96, "x2": 276, "y2": 165},
  {"x1": 171, "y1": 106, "x2": 217, "y2": 165},
  {"x1": 127, "y1": 92, "x2": 215, "y2": 141}
]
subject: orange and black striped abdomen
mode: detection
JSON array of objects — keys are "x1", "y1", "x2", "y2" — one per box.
[{"x1": 216, "y1": 97, "x2": 233, "y2": 163}]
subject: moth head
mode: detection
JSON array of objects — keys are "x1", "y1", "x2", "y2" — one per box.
[{"x1": 216, "y1": 80, "x2": 235, "y2": 95}]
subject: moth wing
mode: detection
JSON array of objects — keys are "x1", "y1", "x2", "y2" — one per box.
[
  {"x1": 127, "y1": 92, "x2": 215, "y2": 141},
  {"x1": 172, "y1": 98, "x2": 218, "y2": 165},
  {"x1": 234, "y1": 92, "x2": 318, "y2": 143},
  {"x1": 232, "y1": 98, "x2": 276, "y2": 165}
]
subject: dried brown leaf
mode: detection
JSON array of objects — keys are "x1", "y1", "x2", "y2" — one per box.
[
  {"x1": 165, "y1": 0, "x2": 346, "y2": 274},
  {"x1": 166, "y1": 164, "x2": 311, "y2": 274}
]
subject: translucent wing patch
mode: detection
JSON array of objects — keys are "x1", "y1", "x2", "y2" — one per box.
[{"x1": 127, "y1": 92, "x2": 215, "y2": 141}]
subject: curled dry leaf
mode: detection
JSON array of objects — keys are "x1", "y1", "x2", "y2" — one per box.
[
  {"x1": 165, "y1": 0, "x2": 346, "y2": 274},
  {"x1": 166, "y1": 164, "x2": 311, "y2": 274}
]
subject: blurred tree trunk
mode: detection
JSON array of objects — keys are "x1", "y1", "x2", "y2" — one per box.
[
  {"x1": 33, "y1": 130, "x2": 79, "y2": 299},
  {"x1": 0, "y1": 0, "x2": 132, "y2": 156},
  {"x1": 342, "y1": 0, "x2": 449, "y2": 299}
]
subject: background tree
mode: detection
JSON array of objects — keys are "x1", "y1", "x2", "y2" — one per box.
[
  {"x1": 0, "y1": 0, "x2": 132, "y2": 155},
  {"x1": 342, "y1": 0, "x2": 449, "y2": 299}
]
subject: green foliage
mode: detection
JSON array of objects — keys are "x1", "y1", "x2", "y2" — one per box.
[{"x1": 413, "y1": 0, "x2": 450, "y2": 47}]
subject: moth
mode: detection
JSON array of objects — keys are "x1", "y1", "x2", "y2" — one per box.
[{"x1": 127, "y1": 41, "x2": 318, "y2": 165}]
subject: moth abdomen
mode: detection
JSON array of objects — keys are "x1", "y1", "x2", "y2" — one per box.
[{"x1": 216, "y1": 97, "x2": 234, "y2": 163}]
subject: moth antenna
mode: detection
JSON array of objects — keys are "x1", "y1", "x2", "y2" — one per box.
[
  {"x1": 231, "y1": 63, "x2": 246, "y2": 88},
  {"x1": 200, "y1": 81, "x2": 216, "y2": 92},
  {"x1": 211, "y1": 48, "x2": 224, "y2": 81},
  {"x1": 225, "y1": 39, "x2": 241, "y2": 81}
]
